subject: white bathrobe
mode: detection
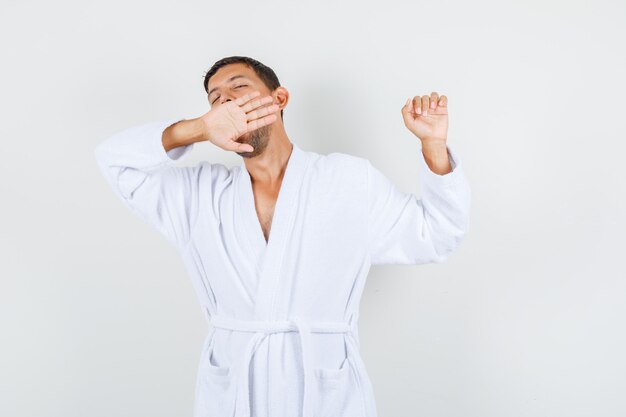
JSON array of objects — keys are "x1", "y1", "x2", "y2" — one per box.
[{"x1": 94, "y1": 118, "x2": 471, "y2": 417}]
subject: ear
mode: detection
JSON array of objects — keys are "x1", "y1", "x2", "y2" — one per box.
[{"x1": 273, "y1": 86, "x2": 289, "y2": 110}]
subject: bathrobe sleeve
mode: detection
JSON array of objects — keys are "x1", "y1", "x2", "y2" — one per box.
[
  {"x1": 366, "y1": 144, "x2": 471, "y2": 265},
  {"x1": 94, "y1": 118, "x2": 198, "y2": 248}
]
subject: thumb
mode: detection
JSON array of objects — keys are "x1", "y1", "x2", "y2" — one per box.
[{"x1": 401, "y1": 98, "x2": 413, "y2": 123}]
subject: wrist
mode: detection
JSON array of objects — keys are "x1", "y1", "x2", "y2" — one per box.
[
  {"x1": 162, "y1": 118, "x2": 207, "y2": 153},
  {"x1": 177, "y1": 118, "x2": 208, "y2": 144},
  {"x1": 421, "y1": 140, "x2": 448, "y2": 156},
  {"x1": 421, "y1": 141, "x2": 451, "y2": 175},
  {"x1": 183, "y1": 117, "x2": 209, "y2": 144}
]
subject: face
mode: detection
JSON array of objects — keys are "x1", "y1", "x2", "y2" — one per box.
[{"x1": 206, "y1": 63, "x2": 279, "y2": 158}]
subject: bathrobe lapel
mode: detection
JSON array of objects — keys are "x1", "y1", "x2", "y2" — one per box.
[{"x1": 237, "y1": 142, "x2": 310, "y2": 319}]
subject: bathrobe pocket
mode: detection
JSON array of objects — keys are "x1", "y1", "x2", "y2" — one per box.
[
  {"x1": 313, "y1": 351, "x2": 365, "y2": 417},
  {"x1": 193, "y1": 340, "x2": 236, "y2": 417}
]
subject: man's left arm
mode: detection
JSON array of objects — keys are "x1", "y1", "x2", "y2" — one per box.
[{"x1": 367, "y1": 92, "x2": 471, "y2": 265}]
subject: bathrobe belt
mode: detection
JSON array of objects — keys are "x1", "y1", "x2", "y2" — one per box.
[{"x1": 209, "y1": 315, "x2": 352, "y2": 417}]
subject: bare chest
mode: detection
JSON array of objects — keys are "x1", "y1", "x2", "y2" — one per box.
[{"x1": 252, "y1": 186, "x2": 279, "y2": 243}]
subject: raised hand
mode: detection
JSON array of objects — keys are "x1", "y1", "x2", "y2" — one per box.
[
  {"x1": 200, "y1": 91, "x2": 280, "y2": 153},
  {"x1": 401, "y1": 92, "x2": 449, "y2": 145}
]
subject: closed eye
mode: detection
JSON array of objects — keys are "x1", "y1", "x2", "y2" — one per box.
[{"x1": 212, "y1": 85, "x2": 248, "y2": 104}]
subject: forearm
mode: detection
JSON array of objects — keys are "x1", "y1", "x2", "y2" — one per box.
[
  {"x1": 421, "y1": 141, "x2": 452, "y2": 175},
  {"x1": 162, "y1": 117, "x2": 207, "y2": 152}
]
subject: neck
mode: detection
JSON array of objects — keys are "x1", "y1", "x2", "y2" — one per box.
[{"x1": 244, "y1": 128, "x2": 293, "y2": 187}]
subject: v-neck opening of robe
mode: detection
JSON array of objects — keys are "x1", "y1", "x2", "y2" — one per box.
[{"x1": 236, "y1": 142, "x2": 310, "y2": 318}]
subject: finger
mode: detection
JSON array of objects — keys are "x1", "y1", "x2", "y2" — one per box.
[
  {"x1": 412, "y1": 96, "x2": 421, "y2": 115},
  {"x1": 247, "y1": 113, "x2": 278, "y2": 132},
  {"x1": 402, "y1": 98, "x2": 412, "y2": 120},
  {"x1": 235, "y1": 91, "x2": 262, "y2": 107},
  {"x1": 430, "y1": 92, "x2": 439, "y2": 109},
  {"x1": 246, "y1": 102, "x2": 280, "y2": 122},
  {"x1": 229, "y1": 140, "x2": 254, "y2": 153},
  {"x1": 421, "y1": 95, "x2": 429, "y2": 116},
  {"x1": 241, "y1": 95, "x2": 274, "y2": 114},
  {"x1": 403, "y1": 97, "x2": 412, "y2": 114},
  {"x1": 439, "y1": 95, "x2": 447, "y2": 107}
]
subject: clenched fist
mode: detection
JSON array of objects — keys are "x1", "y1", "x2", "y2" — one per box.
[{"x1": 401, "y1": 92, "x2": 449, "y2": 145}]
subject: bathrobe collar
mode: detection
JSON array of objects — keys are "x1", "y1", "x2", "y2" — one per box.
[{"x1": 237, "y1": 142, "x2": 311, "y2": 318}]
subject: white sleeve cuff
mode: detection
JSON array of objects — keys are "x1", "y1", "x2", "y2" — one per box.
[{"x1": 416, "y1": 143, "x2": 465, "y2": 188}]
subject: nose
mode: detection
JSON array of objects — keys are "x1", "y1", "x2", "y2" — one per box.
[{"x1": 220, "y1": 94, "x2": 236, "y2": 105}]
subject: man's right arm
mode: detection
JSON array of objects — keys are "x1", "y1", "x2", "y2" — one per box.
[
  {"x1": 162, "y1": 117, "x2": 208, "y2": 153},
  {"x1": 94, "y1": 118, "x2": 202, "y2": 248}
]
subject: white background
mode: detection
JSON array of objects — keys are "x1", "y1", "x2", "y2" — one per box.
[{"x1": 1, "y1": 1, "x2": 625, "y2": 416}]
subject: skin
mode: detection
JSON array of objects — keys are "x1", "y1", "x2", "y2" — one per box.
[
  {"x1": 205, "y1": 63, "x2": 293, "y2": 186},
  {"x1": 205, "y1": 63, "x2": 292, "y2": 242},
  {"x1": 162, "y1": 63, "x2": 454, "y2": 241},
  {"x1": 402, "y1": 92, "x2": 453, "y2": 175}
]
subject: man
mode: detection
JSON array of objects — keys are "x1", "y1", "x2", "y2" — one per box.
[{"x1": 94, "y1": 55, "x2": 471, "y2": 417}]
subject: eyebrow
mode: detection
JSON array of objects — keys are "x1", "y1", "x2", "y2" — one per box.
[{"x1": 207, "y1": 75, "x2": 249, "y2": 98}]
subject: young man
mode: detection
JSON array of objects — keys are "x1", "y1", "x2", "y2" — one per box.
[{"x1": 94, "y1": 55, "x2": 471, "y2": 417}]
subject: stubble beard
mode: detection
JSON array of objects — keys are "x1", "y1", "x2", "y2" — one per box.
[{"x1": 236, "y1": 125, "x2": 271, "y2": 158}]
